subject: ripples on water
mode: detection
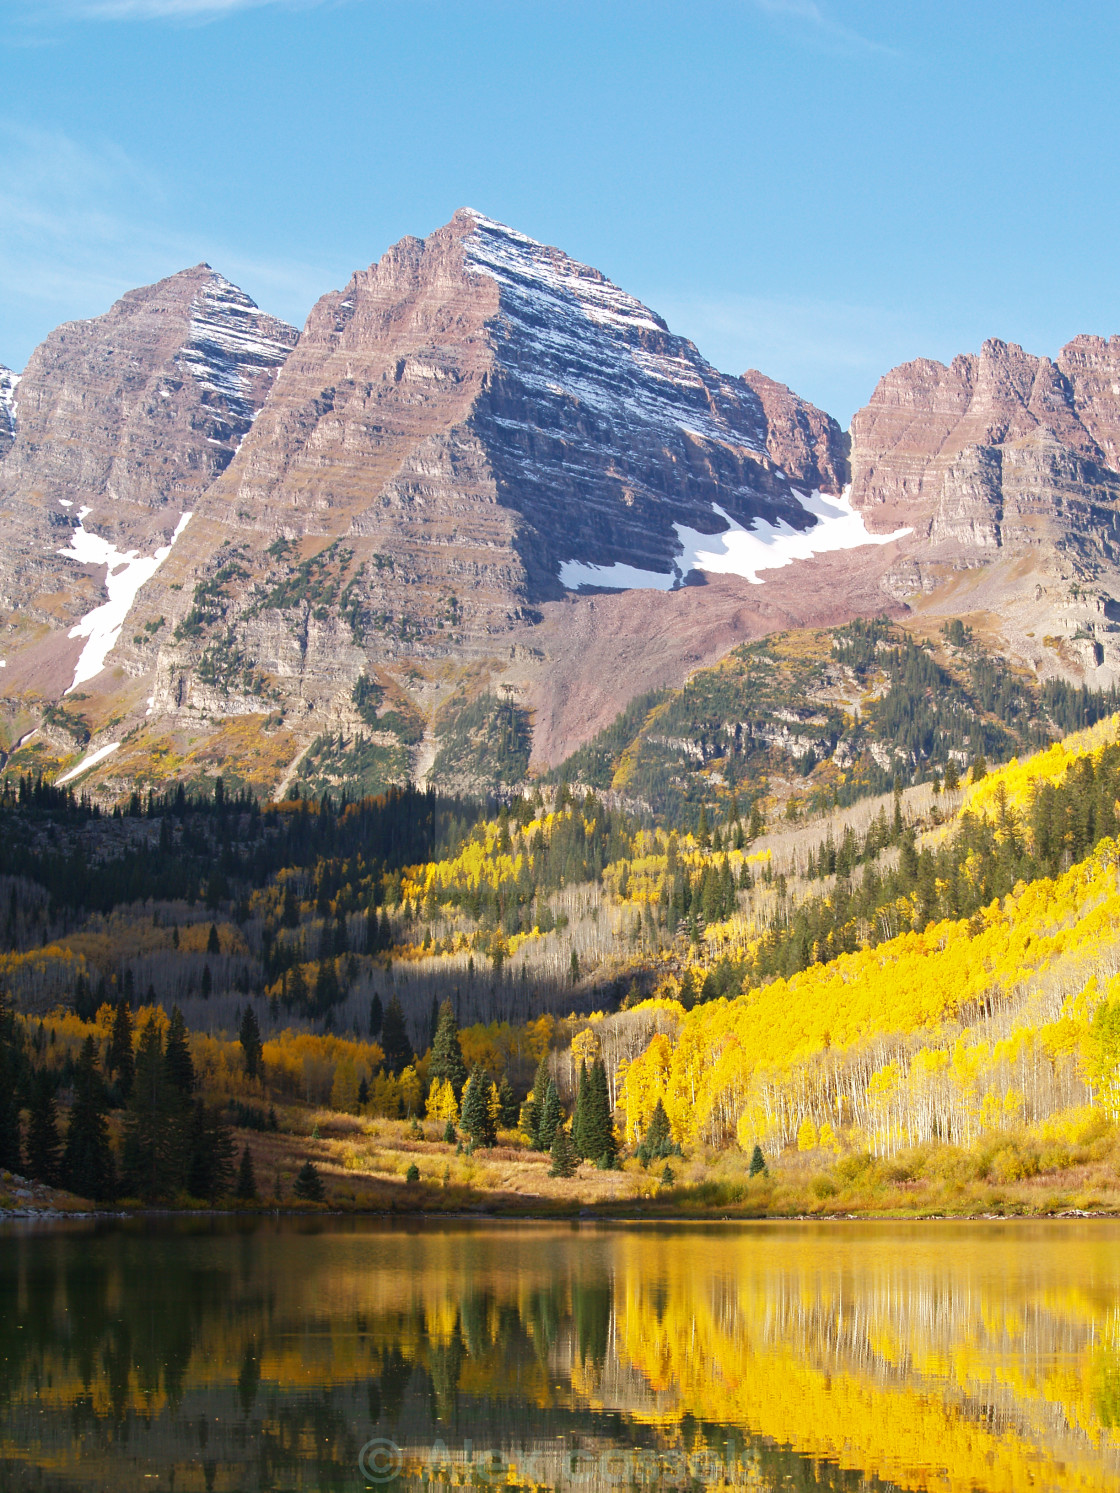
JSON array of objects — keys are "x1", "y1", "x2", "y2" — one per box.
[{"x1": 1, "y1": 1218, "x2": 1119, "y2": 1491}]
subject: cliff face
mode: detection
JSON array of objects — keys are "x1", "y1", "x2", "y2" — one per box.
[
  {"x1": 6, "y1": 211, "x2": 1120, "y2": 801},
  {"x1": 0, "y1": 267, "x2": 297, "y2": 626}
]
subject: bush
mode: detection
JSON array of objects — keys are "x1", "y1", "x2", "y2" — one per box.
[{"x1": 405, "y1": 1163, "x2": 420, "y2": 1184}]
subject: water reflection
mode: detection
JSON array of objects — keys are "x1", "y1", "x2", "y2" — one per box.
[{"x1": 1, "y1": 1219, "x2": 1119, "y2": 1491}]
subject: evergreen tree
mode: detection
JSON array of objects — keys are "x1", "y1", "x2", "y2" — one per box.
[
  {"x1": 235, "y1": 1144, "x2": 258, "y2": 1201},
  {"x1": 380, "y1": 995, "x2": 413, "y2": 1075},
  {"x1": 460, "y1": 1064, "x2": 497, "y2": 1147},
  {"x1": 497, "y1": 1074, "x2": 519, "y2": 1129},
  {"x1": 107, "y1": 997, "x2": 134, "y2": 1100},
  {"x1": 369, "y1": 992, "x2": 383, "y2": 1038},
  {"x1": 548, "y1": 1124, "x2": 579, "y2": 1178},
  {"x1": 538, "y1": 1079, "x2": 562, "y2": 1151},
  {"x1": 572, "y1": 1061, "x2": 590, "y2": 1158},
  {"x1": 748, "y1": 1144, "x2": 767, "y2": 1177},
  {"x1": 63, "y1": 1037, "x2": 115, "y2": 1201},
  {"x1": 121, "y1": 1014, "x2": 183, "y2": 1202},
  {"x1": 428, "y1": 1000, "x2": 468, "y2": 1100},
  {"x1": 164, "y1": 1005, "x2": 195, "y2": 1098},
  {"x1": 638, "y1": 1099, "x2": 674, "y2": 1165},
  {"x1": 293, "y1": 1160, "x2": 325, "y2": 1202},
  {"x1": 186, "y1": 1102, "x2": 236, "y2": 1201},
  {"x1": 207, "y1": 922, "x2": 221, "y2": 955},
  {"x1": 521, "y1": 1049, "x2": 551, "y2": 1148},
  {"x1": 239, "y1": 1004, "x2": 263, "y2": 1081},
  {"x1": 26, "y1": 1070, "x2": 61, "y2": 1185},
  {"x1": 569, "y1": 949, "x2": 580, "y2": 985},
  {"x1": 583, "y1": 1060, "x2": 617, "y2": 1167},
  {"x1": 0, "y1": 1032, "x2": 21, "y2": 1173}
]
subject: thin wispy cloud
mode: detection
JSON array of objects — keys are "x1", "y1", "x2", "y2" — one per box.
[
  {"x1": 20, "y1": 0, "x2": 330, "y2": 20},
  {"x1": 0, "y1": 123, "x2": 329, "y2": 367},
  {"x1": 752, "y1": 0, "x2": 898, "y2": 58}
]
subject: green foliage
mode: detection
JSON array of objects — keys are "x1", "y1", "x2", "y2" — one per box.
[
  {"x1": 461, "y1": 1063, "x2": 497, "y2": 1147},
  {"x1": 121, "y1": 1015, "x2": 183, "y2": 1203},
  {"x1": 405, "y1": 1162, "x2": 420, "y2": 1183},
  {"x1": 748, "y1": 1144, "x2": 768, "y2": 1178},
  {"x1": 107, "y1": 998, "x2": 134, "y2": 1100},
  {"x1": 235, "y1": 1144, "x2": 258, "y2": 1201},
  {"x1": 26, "y1": 1071, "x2": 61, "y2": 1186},
  {"x1": 380, "y1": 996, "x2": 414, "y2": 1077},
  {"x1": 637, "y1": 1098, "x2": 676, "y2": 1166},
  {"x1": 293, "y1": 1160, "x2": 325, "y2": 1202},
  {"x1": 63, "y1": 1038, "x2": 115, "y2": 1201},
  {"x1": 548, "y1": 1124, "x2": 579, "y2": 1178},
  {"x1": 430, "y1": 692, "x2": 531, "y2": 790},
  {"x1": 429, "y1": 1000, "x2": 467, "y2": 1100},
  {"x1": 239, "y1": 1005, "x2": 263, "y2": 1081},
  {"x1": 538, "y1": 1080, "x2": 563, "y2": 1152}
]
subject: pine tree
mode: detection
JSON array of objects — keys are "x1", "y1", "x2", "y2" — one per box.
[
  {"x1": 239, "y1": 1004, "x2": 264, "y2": 1081},
  {"x1": 64, "y1": 1037, "x2": 115, "y2": 1201},
  {"x1": 26, "y1": 1070, "x2": 61, "y2": 1185},
  {"x1": 380, "y1": 995, "x2": 413, "y2": 1075},
  {"x1": 107, "y1": 997, "x2": 134, "y2": 1100},
  {"x1": 584, "y1": 1060, "x2": 617, "y2": 1167},
  {"x1": 522, "y1": 1049, "x2": 551, "y2": 1147},
  {"x1": 164, "y1": 1005, "x2": 195, "y2": 1098},
  {"x1": 572, "y1": 1061, "x2": 590, "y2": 1158},
  {"x1": 235, "y1": 1144, "x2": 258, "y2": 1201},
  {"x1": 369, "y1": 992, "x2": 383, "y2": 1037},
  {"x1": 497, "y1": 1075, "x2": 519, "y2": 1129},
  {"x1": 538, "y1": 1080, "x2": 562, "y2": 1151},
  {"x1": 748, "y1": 1144, "x2": 767, "y2": 1177},
  {"x1": 548, "y1": 1124, "x2": 579, "y2": 1178},
  {"x1": 460, "y1": 1064, "x2": 497, "y2": 1147},
  {"x1": 0, "y1": 1035, "x2": 21, "y2": 1173},
  {"x1": 186, "y1": 1102, "x2": 236, "y2": 1201},
  {"x1": 428, "y1": 1000, "x2": 468, "y2": 1100},
  {"x1": 121, "y1": 1014, "x2": 183, "y2": 1202},
  {"x1": 569, "y1": 949, "x2": 580, "y2": 985},
  {"x1": 638, "y1": 1099, "x2": 673, "y2": 1165},
  {"x1": 293, "y1": 1160, "x2": 325, "y2": 1202},
  {"x1": 207, "y1": 922, "x2": 221, "y2": 955}
]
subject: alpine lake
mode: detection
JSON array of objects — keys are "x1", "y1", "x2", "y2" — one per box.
[{"x1": 2, "y1": 1217, "x2": 1119, "y2": 1492}]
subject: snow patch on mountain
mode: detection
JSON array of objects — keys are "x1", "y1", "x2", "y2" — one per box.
[
  {"x1": 176, "y1": 273, "x2": 297, "y2": 426},
  {"x1": 0, "y1": 364, "x2": 19, "y2": 456},
  {"x1": 58, "y1": 509, "x2": 193, "y2": 693},
  {"x1": 56, "y1": 741, "x2": 121, "y2": 787},
  {"x1": 558, "y1": 488, "x2": 912, "y2": 591}
]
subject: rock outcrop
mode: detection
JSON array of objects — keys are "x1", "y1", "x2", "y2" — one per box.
[
  {"x1": 0, "y1": 267, "x2": 297, "y2": 626},
  {"x1": 739, "y1": 367, "x2": 849, "y2": 494}
]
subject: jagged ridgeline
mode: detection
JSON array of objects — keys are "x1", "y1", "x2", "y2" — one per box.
[{"x1": 552, "y1": 618, "x2": 1120, "y2": 828}]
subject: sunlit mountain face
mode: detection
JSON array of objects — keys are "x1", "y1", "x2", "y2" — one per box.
[{"x1": 4, "y1": 1216, "x2": 1120, "y2": 1492}]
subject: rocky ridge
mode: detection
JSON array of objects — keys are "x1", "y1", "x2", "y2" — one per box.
[
  {"x1": 1, "y1": 212, "x2": 1119, "y2": 801},
  {"x1": 0, "y1": 366, "x2": 16, "y2": 460}
]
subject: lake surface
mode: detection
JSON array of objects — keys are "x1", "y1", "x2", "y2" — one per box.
[{"x1": 2, "y1": 1218, "x2": 1120, "y2": 1492}]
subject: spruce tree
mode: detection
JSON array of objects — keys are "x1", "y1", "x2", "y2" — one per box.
[
  {"x1": 538, "y1": 1080, "x2": 562, "y2": 1151},
  {"x1": 293, "y1": 1160, "x2": 325, "y2": 1202},
  {"x1": 121, "y1": 1014, "x2": 183, "y2": 1202},
  {"x1": 0, "y1": 1036, "x2": 21, "y2": 1173},
  {"x1": 638, "y1": 1099, "x2": 673, "y2": 1165},
  {"x1": 584, "y1": 1061, "x2": 618, "y2": 1167},
  {"x1": 235, "y1": 1144, "x2": 258, "y2": 1201},
  {"x1": 460, "y1": 1064, "x2": 497, "y2": 1147},
  {"x1": 369, "y1": 992, "x2": 383, "y2": 1037},
  {"x1": 497, "y1": 1075, "x2": 519, "y2": 1129},
  {"x1": 207, "y1": 922, "x2": 221, "y2": 955},
  {"x1": 548, "y1": 1124, "x2": 579, "y2": 1178},
  {"x1": 64, "y1": 1037, "x2": 115, "y2": 1201},
  {"x1": 572, "y1": 1062, "x2": 590, "y2": 1158},
  {"x1": 186, "y1": 1102, "x2": 236, "y2": 1201},
  {"x1": 26, "y1": 1070, "x2": 61, "y2": 1186},
  {"x1": 748, "y1": 1144, "x2": 767, "y2": 1177},
  {"x1": 164, "y1": 1005, "x2": 195, "y2": 1098},
  {"x1": 522, "y1": 1049, "x2": 551, "y2": 1147},
  {"x1": 239, "y1": 1004, "x2": 264, "y2": 1081},
  {"x1": 428, "y1": 1000, "x2": 468, "y2": 1100},
  {"x1": 107, "y1": 997, "x2": 134, "y2": 1100},
  {"x1": 380, "y1": 996, "x2": 413, "y2": 1075}
]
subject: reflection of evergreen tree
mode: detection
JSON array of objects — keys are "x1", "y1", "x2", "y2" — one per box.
[{"x1": 573, "y1": 1280, "x2": 612, "y2": 1365}]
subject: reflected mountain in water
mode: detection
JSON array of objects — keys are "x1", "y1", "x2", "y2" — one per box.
[{"x1": 2, "y1": 1218, "x2": 1119, "y2": 1491}]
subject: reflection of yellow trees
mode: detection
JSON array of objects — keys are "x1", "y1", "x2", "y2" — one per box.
[{"x1": 8, "y1": 1224, "x2": 1120, "y2": 1490}]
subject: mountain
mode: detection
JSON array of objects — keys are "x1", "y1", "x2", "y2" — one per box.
[
  {"x1": 2, "y1": 209, "x2": 1120, "y2": 809},
  {"x1": 0, "y1": 365, "x2": 16, "y2": 460}
]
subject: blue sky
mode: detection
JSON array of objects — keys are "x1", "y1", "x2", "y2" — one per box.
[{"x1": 2, "y1": 0, "x2": 1118, "y2": 424}]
